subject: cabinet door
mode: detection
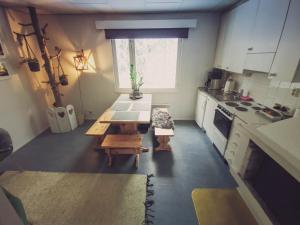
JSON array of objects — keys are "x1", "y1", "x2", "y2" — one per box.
[
  {"x1": 227, "y1": 0, "x2": 258, "y2": 73},
  {"x1": 214, "y1": 12, "x2": 231, "y2": 69},
  {"x1": 195, "y1": 91, "x2": 207, "y2": 128},
  {"x1": 270, "y1": 0, "x2": 300, "y2": 82},
  {"x1": 248, "y1": 0, "x2": 290, "y2": 53},
  {"x1": 203, "y1": 96, "x2": 218, "y2": 142},
  {"x1": 214, "y1": 0, "x2": 258, "y2": 73}
]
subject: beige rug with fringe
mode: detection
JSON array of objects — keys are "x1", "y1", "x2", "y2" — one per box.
[{"x1": 0, "y1": 171, "x2": 146, "y2": 225}]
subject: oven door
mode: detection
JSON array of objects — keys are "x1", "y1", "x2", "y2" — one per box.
[{"x1": 213, "y1": 109, "x2": 233, "y2": 139}]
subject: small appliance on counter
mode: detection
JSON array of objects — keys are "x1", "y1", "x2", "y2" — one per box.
[
  {"x1": 224, "y1": 76, "x2": 235, "y2": 93},
  {"x1": 257, "y1": 107, "x2": 283, "y2": 122},
  {"x1": 205, "y1": 68, "x2": 224, "y2": 90}
]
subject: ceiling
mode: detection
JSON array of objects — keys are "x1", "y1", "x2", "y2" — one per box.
[{"x1": 0, "y1": 0, "x2": 241, "y2": 14}]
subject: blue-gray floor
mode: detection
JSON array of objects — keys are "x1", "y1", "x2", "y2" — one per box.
[{"x1": 0, "y1": 120, "x2": 236, "y2": 225}]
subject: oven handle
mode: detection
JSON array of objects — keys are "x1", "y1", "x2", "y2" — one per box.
[{"x1": 215, "y1": 109, "x2": 233, "y2": 121}]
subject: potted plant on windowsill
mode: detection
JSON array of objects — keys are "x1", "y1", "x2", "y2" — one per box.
[{"x1": 129, "y1": 64, "x2": 144, "y2": 100}]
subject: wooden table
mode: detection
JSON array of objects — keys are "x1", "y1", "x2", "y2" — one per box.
[{"x1": 99, "y1": 94, "x2": 152, "y2": 134}]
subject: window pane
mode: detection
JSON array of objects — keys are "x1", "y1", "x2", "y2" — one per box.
[
  {"x1": 135, "y1": 38, "x2": 178, "y2": 89},
  {"x1": 115, "y1": 39, "x2": 130, "y2": 88}
]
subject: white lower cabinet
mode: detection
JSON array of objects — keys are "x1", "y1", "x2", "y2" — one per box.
[
  {"x1": 225, "y1": 117, "x2": 250, "y2": 173},
  {"x1": 203, "y1": 96, "x2": 218, "y2": 142},
  {"x1": 195, "y1": 90, "x2": 207, "y2": 128}
]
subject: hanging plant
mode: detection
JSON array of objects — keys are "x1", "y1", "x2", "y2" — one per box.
[
  {"x1": 51, "y1": 47, "x2": 68, "y2": 86},
  {"x1": 23, "y1": 35, "x2": 40, "y2": 72}
]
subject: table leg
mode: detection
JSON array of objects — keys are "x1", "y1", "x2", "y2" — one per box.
[
  {"x1": 155, "y1": 136, "x2": 171, "y2": 151},
  {"x1": 135, "y1": 151, "x2": 140, "y2": 168},
  {"x1": 106, "y1": 149, "x2": 112, "y2": 167},
  {"x1": 119, "y1": 124, "x2": 138, "y2": 134},
  {"x1": 95, "y1": 136, "x2": 104, "y2": 150}
]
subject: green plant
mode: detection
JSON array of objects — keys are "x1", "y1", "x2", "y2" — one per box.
[{"x1": 130, "y1": 64, "x2": 143, "y2": 92}]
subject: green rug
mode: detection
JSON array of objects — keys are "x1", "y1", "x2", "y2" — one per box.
[
  {"x1": 192, "y1": 188, "x2": 258, "y2": 225},
  {"x1": 0, "y1": 171, "x2": 146, "y2": 225}
]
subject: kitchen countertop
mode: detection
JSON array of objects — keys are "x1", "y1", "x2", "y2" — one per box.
[
  {"x1": 198, "y1": 87, "x2": 239, "y2": 102},
  {"x1": 198, "y1": 87, "x2": 271, "y2": 126},
  {"x1": 241, "y1": 117, "x2": 300, "y2": 182}
]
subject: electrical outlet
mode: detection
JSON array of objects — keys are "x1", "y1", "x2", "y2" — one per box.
[{"x1": 291, "y1": 88, "x2": 300, "y2": 97}]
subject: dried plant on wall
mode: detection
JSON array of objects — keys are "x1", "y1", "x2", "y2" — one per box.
[{"x1": 14, "y1": 7, "x2": 63, "y2": 107}]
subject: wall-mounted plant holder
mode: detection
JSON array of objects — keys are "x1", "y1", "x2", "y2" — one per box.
[
  {"x1": 27, "y1": 58, "x2": 40, "y2": 72},
  {"x1": 14, "y1": 31, "x2": 41, "y2": 72},
  {"x1": 59, "y1": 74, "x2": 68, "y2": 86}
]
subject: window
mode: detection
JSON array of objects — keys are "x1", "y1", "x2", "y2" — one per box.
[{"x1": 113, "y1": 38, "x2": 180, "y2": 91}]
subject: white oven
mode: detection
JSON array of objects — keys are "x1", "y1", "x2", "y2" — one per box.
[{"x1": 212, "y1": 105, "x2": 234, "y2": 155}]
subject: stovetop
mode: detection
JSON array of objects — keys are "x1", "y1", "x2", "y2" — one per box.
[
  {"x1": 224, "y1": 101, "x2": 264, "y2": 112},
  {"x1": 220, "y1": 100, "x2": 272, "y2": 125}
]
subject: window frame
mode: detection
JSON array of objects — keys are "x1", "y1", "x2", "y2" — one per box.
[{"x1": 112, "y1": 38, "x2": 182, "y2": 93}]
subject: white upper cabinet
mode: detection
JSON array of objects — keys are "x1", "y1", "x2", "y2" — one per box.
[
  {"x1": 270, "y1": 0, "x2": 300, "y2": 82},
  {"x1": 214, "y1": 12, "x2": 231, "y2": 69},
  {"x1": 226, "y1": 0, "x2": 258, "y2": 73},
  {"x1": 247, "y1": 0, "x2": 290, "y2": 54},
  {"x1": 215, "y1": 0, "x2": 292, "y2": 74},
  {"x1": 244, "y1": 0, "x2": 290, "y2": 73},
  {"x1": 214, "y1": 0, "x2": 258, "y2": 73}
]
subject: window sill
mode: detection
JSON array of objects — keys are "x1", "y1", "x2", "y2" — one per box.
[{"x1": 114, "y1": 88, "x2": 178, "y2": 94}]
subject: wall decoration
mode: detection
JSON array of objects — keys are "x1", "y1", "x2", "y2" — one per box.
[
  {"x1": 0, "y1": 39, "x2": 5, "y2": 58},
  {"x1": 0, "y1": 62, "x2": 10, "y2": 80},
  {"x1": 14, "y1": 7, "x2": 63, "y2": 107},
  {"x1": 73, "y1": 49, "x2": 88, "y2": 71}
]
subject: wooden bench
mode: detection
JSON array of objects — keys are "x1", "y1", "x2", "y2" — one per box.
[
  {"x1": 154, "y1": 128, "x2": 174, "y2": 151},
  {"x1": 152, "y1": 108, "x2": 174, "y2": 151},
  {"x1": 85, "y1": 121, "x2": 110, "y2": 147},
  {"x1": 101, "y1": 134, "x2": 142, "y2": 167}
]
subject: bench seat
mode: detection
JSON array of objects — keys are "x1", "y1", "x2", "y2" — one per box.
[
  {"x1": 101, "y1": 134, "x2": 142, "y2": 167},
  {"x1": 85, "y1": 122, "x2": 110, "y2": 147},
  {"x1": 152, "y1": 108, "x2": 174, "y2": 151}
]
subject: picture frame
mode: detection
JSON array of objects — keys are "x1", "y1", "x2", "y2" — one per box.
[
  {"x1": 0, "y1": 39, "x2": 5, "y2": 58},
  {"x1": 0, "y1": 61, "x2": 11, "y2": 80}
]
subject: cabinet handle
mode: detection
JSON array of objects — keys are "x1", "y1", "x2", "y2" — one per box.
[
  {"x1": 248, "y1": 47, "x2": 253, "y2": 51},
  {"x1": 230, "y1": 150, "x2": 235, "y2": 155},
  {"x1": 233, "y1": 142, "x2": 238, "y2": 147}
]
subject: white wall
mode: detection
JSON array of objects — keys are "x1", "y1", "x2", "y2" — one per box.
[
  {"x1": 0, "y1": 8, "x2": 50, "y2": 150},
  {"x1": 37, "y1": 12, "x2": 220, "y2": 120},
  {"x1": 232, "y1": 72, "x2": 300, "y2": 110}
]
